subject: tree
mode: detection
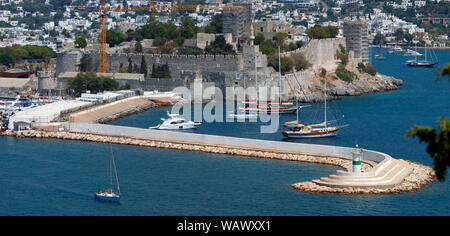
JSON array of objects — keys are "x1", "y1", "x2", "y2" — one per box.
[
  {"x1": 204, "y1": 35, "x2": 235, "y2": 55},
  {"x1": 290, "y1": 52, "x2": 311, "y2": 71},
  {"x1": 357, "y1": 62, "x2": 366, "y2": 73},
  {"x1": 159, "y1": 41, "x2": 178, "y2": 54},
  {"x1": 407, "y1": 117, "x2": 450, "y2": 180},
  {"x1": 140, "y1": 55, "x2": 148, "y2": 77},
  {"x1": 75, "y1": 37, "x2": 87, "y2": 48},
  {"x1": 127, "y1": 58, "x2": 133, "y2": 73},
  {"x1": 151, "y1": 63, "x2": 171, "y2": 78},
  {"x1": 268, "y1": 55, "x2": 293, "y2": 75},
  {"x1": 106, "y1": 30, "x2": 126, "y2": 47},
  {"x1": 306, "y1": 25, "x2": 338, "y2": 39},
  {"x1": 394, "y1": 28, "x2": 405, "y2": 41},
  {"x1": 69, "y1": 72, "x2": 120, "y2": 96},
  {"x1": 180, "y1": 17, "x2": 198, "y2": 39},
  {"x1": 289, "y1": 42, "x2": 298, "y2": 51},
  {"x1": 372, "y1": 33, "x2": 386, "y2": 45},
  {"x1": 254, "y1": 33, "x2": 265, "y2": 45},
  {"x1": 135, "y1": 40, "x2": 143, "y2": 53},
  {"x1": 273, "y1": 32, "x2": 289, "y2": 46},
  {"x1": 365, "y1": 63, "x2": 377, "y2": 76},
  {"x1": 206, "y1": 14, "x2": 223, "y2": 33},
  {"x1": 335, "y1": 65, "x2": 357, "y2": 82},
  {"x1": 336, "y1": 44, "x2": 348, "y2": 65},
  {"x1": 79, "y1": 54, "x2": 93, "y2": 72}
]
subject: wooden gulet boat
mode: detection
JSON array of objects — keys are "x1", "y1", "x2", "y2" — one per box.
[
  {"x1": 282, "y1": 78, "x2": 348, "y2": 138},
  {"x1": 239, "y1": 46, "x2": 298, "y2": 115}
]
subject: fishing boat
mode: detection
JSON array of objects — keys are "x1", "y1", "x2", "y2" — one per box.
[
  {"x1": 282, "y1": 79, "x2": 348, "y2": 138},
  {"x1": 95, "y1": 145, "x2": 121, "y2": 203},
  {"x1": 150, "y1": 112, "x2": 201, "y2": 130}
]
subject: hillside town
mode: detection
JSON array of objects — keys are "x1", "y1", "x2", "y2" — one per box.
[{"x1": 0, "y1": 0, "x2": 448, "y2": 52}]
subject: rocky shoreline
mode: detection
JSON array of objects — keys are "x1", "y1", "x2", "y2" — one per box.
[
  {"x1": 0, "y1": 129, "x2": 435, "y2": 194},
  {"x1": 294, "y1": 73, "x2": 403, "y2": 103}
]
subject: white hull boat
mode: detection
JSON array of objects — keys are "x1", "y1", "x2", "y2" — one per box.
[{"x1": 150, "y1": 112, "x2": 201, "y2": 130}]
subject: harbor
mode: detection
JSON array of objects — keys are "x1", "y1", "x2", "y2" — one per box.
[{"x1": 0, "y1": 48, "x2": 448, "y2": 215}]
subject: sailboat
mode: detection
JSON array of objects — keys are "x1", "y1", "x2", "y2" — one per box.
[
  {"x1": 95, "y1": 145, "x2": 121, "y2": 203},
  {"x1": 282, "y1": 78, "x2": 348, "y2": 138},
  {"x1": 239, "y1": 46, "x2": 298, "y2": 114},
  {"x1": 405, "y1": 45, "x2": 438, "y2": 67}
]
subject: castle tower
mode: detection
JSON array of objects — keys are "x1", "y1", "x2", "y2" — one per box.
[
  {"x1": 343, "y1": 20, "x2": 369, "y2": 64},
  {"x1": 223, "y1": 0, "x2": 252, "y2": 43}
]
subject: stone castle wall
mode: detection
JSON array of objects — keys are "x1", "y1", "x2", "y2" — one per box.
[
  {"x1": 283, "y1": 38, "x2": 346, "y2": 65},
  {"x1": 88, "y1": 53, "x2": 244, "y2": 79}
]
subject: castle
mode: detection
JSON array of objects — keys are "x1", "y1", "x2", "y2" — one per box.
[{"x1": 39, "y1": 20, "x2": 369, "y2": 100}]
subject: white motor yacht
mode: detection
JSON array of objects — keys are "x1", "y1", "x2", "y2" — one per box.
[{"x1": 150, "y1": 112, "x2": 201, "y2": 130}]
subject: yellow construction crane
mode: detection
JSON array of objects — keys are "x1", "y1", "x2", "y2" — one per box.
[{"x1": 76, "y1": 1, "x2": 247, "y2": 73}]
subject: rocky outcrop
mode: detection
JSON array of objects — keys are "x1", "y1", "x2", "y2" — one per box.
[{"x1": 285, "y1": 71, "x2": 403, "y2": 103}]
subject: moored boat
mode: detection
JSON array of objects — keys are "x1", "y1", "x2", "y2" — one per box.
[
  {"x1": 150, "y1": 112, "x2": 201, "y2": 130},
  {"x1": 282, "y1": 78, "x2": 348, "y2": 138},
  {"x1": 403, "y1": 49, "x2": 422, "y2": 57},
  {"x1": 388, "y1": 46, "x2": 405, "y2": 54}
]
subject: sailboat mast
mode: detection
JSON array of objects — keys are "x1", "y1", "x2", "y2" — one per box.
[
  {"x1": 296, "y1": 91, "x2": 299, "y2": 122},
  {"x1": 255, "y1": 49, "x2": 258, "y2": 104},
  {"x1": 278, "y1": 46, "x2": 282, "y2": 103},
  {"x1": 109, "y1": 144, "x2": 121, "y2": 195},
  {"x1": 415, "y1": 42, "x2": 417, "y2": 61},
  {"x1": 324, "y1": 77, "x2": 327, "y2": 128}
]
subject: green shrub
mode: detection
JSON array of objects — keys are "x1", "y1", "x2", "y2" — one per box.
[
  {"x1": 335, "y1": 65, "x2": 357, "y2": 82},
  {"x1": 357, "y1": 62, "x2": 366, "y2": 73},
  {"x1": 365, "y1": 63, "x2": 377, "y2": 76}
]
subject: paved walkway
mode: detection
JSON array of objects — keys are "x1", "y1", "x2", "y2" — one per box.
[{"x1": 64, "y1": 122, "x2": 387, "y2": 163}]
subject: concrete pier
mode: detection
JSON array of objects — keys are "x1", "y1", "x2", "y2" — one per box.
[
  {"x1": 68, "y1": 96, "x2": 158, "y2": 123},
  {"x1": 3, "y1": 122, "x2": 433, "y2": 194}
]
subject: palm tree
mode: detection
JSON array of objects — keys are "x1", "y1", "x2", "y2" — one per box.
[{"x1": 407, "y1": 117, "x2": 450, "y2": 180}]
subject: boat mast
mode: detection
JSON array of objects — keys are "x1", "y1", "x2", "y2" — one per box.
[
  {"x1": 414, "y1": 42, "x2": 417, "y2": 62},
  {"x1": 278, "y1": 46, "x2": 282, "y2": 104},
  {"x1": 255, "y1": 48, "x2": 258, "y2": 105},
  {"x1": 110, "y1": 144, "x2": 121, "y2": 195},
  {"x1": 296, "y1": 90, "x2": 299, "y2": 123},
  {"x1": 324, "y1": 77, "x2": 327, "y2": 128}
]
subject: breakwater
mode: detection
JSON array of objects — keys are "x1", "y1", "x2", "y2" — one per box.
[{"x1": 1, "y1": 125, "x2": 435, "y2": 194}]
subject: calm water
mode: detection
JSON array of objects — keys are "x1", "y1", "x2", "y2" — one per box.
[{"x1": 1, "y1": 49, "x2": 449, "y2": 215}]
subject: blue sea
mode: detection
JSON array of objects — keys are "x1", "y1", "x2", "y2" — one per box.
[{"x1": 0, "y1": 49, "x2": 449, "y2": 215}]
